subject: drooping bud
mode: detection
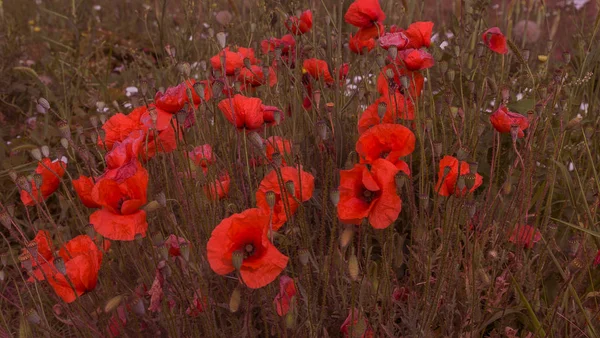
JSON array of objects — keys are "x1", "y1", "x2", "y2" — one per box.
[
  {"x1": 232, "y1": 251, "x2": 244, "y2": 271},
  {"x1": 348, "y1": 250, "x2": 359, "y2": 281},
  {"x1": 330, "y1": 189, "x2": 340, "y2": 207},
  {"x1": 298, "y1": 248, "x2": 310, "y2": 266},
  {"x1": 40, "y1": 145, "x2": 49, "y2": 158},
  {"x1": 38, "y1": 98, "x2": 50, "y2": 111},
  {"x1": 25, "y1": 308, "x2": 41, "y2": 325},
  {"x1": 285, "y1": 181, "x2": 295, "y2": 197},
  {"x1": 179, "y1": 242, "x2": 190, "y2": 261},
  {"x1": 30, "y1": 148, "x2": 42, "y2": 161},
  {"x1": 229, "y1": 286, "x2": 241, "y2": 312},
  {"x1": 340, "y1": 227, "x2": 354, "y2": 248},
  {"x1": 104, "y1": 295, "x2": 124, "y2": 313}
]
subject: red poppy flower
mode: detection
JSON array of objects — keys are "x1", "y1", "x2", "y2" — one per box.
[
  {"x1": 265, "y1": 136, "x2": 292, "y2": 165},
  {"x1": 210, "y1": 47, "x2": 256, "y2": 76},
  {"x1": 154, "y1": 79, "x2": 206, "y2": 113},
  {"x1": 340, "y1": 308, "x2": 375, "y2": 338},
  {"x1": 379, "y1": 31, "x2": 409, "y2": 50},
  {"x1": 188, "y1": 144, "x2": 215, "y2": 171},
  {"x1": 105, "y1": 129, "x2": 144, "y2": 169},
  {"x1": 20, "y1": 158, "x2": 67, "y2": 206},
  {"x1": 218, "y1": 94, "x2": 265, "y2": 130},
  {"x1": 349, "y1": 33, "x2": 377, "y2": 54},
  {"x1": 344, "y1": 0, "x2": 386, "y2": 29},
  {"x1": 98, "y1": 110, "x2": 144, "y2": 150},
  {"x1": 46, "y1": 235, "x2": 103, "y2": 303},
  {"x1": 358, "y1": 93, "x2": 415, "y2": 134},
  {"x1": 262, "y1": 104, "x2": 283, "y2": 126},
  {"x1": 238, "y1": 65, "x2": 266, "y2": 88},
  {"x1": 337, "y1": 159, "x2": 401, "y2": 229},
  {"x1": 435, "y1": 155, "x2": 483, "y2": 196},
  {"x1": 261, "y1": 34, "x2": 296, "y2": 54},
  {"x1": 356, "y1": 124, "x2": 416, "y2": 165},
  {"x1": 398, "y1": 49, "x2": 435, "y2": 71},
  {"x1": 508, "y1": 225, "x2": 541, "y2": 249},
  {"x1": 377, "y1": 64, "x2": 424, "y2": 99},
  {"x1": 482, "y1": 27, "x2": 508, "y2": 54},
  {"x1": 73, "y1": 176, "x2": 101, "y2": 208},
  {"x1": 285, "y1": 10, "x2": 312, "y2": 35},
  {"x1": 23, "y1": 230, "x2": 55, "y2": 281},
  {"x1": 186, "y1": 289, "x2": 209, "y2": 317},
  {"x1": 89, "y1": 160, "x2": 149, "y2": 240},
  {"x1": 206, "y1": 208, "x2": 289, "y2": 289},
  {"x1": 204, "y1": 171, "x2": 231, "y2": 200},
  {"x1": 302, "y1": 58, "x2": 334, "y2": 85},
  {"x1": 338, "y1": 63, "x2": 350, "y2": 81},
  {"x1": 593, "y1": 250, "x2": 600, "y2": 267},
  {"x1": 403, "y1": 21, "x2": 434, "y2": 49},
  {"x1": 490, "y1": 106, "x2": 529, "y2": 138},
  {"x1": 164, "y1": 234, "x2": 190, "y2": 257},
  {"x1": 256, "y1": 165, "x2": 315, "y2": 230},
  {"x1": 273, "y1": 275, "x2": 297, "y2": 316}
]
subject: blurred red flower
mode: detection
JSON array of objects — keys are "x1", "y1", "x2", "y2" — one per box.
[
  {"x1": 435, "y1": 155, "x2": 483, "y2": 196},
  {"x1": 349, "y1": 33, "x2": 377, "y2": 54},
  {"x1": 188, "y1": 144, "x2": 216, "y2": 173},
  {"x1": 256, "y1": 165, "x2": 315, "y2": 230},
  {"x1": 210, "y1": 47, "x2": 257, "y2": 75},
  {"x1": 238, "y1": 65, "x2": 277, "y2": 88},
  {"x1": 154, "y1": 79, "x2": 208, "y2": 113},
  {"x1": 338, "y1": 159, "x2": 401, "y2": 229},
  {"x1": 340, "y1": 308, "x2": 375, "y2": 338},
  {"x1": 398, "y1": 49, "x2": 435, "y2": 71},
  {"x1": 204, "y1": 171, "x2": 231, "y2": 200},
  {"x1": 357, "y1": 92, "x2": 415, "y2": 134},
  {"x1": 98, "y1": 109, "x2": 144, "y2": 150},
  {"x1": 207, "y1": 208, "x2": 288, "y2": 288},
  {"x1": 261, "y1": 34, "x2": 296, "y2": 54},
  {"x1": 508, "y1": 225, "x2": 541, "y2": 249},
  {"x1": 73, "y1": 175, "x2": 101, "y2": 208},
  {"x1": 376, "y1": 64, "x2": 424, "y2": 99},
  {"x1": 20, "y1": 157, "x2": 67, "y2": 206},
  {"x1": 482, "y1": 27, "x2": 508, "y2": 54},
  {"x1": 356, "y1": 123, "x2": 416, "y2": 165},
  {"x1": 218, "y1": 94, "x2": 266, "y2": 130},
  {"x1": 265, "y1": 136, "x2": 293, "y2": 165},
  {"x1": 164, "y1": 234, "x2": 190, "y2": 257},
  {"x1": 273, "y1": 275, "x2": 297, "y2": 316},
  {"x1": 344, "y1": 0, "x2": 386, "y2": 29},
  {"x1": 302, "y1": 58, "x2": 334, "y2": 85},
  {"x1": 403, "y1": 21, "x2": 434, "y2": 49},
  {"x1": 490, "y1": 106, "x2": 529, "y2": 138},
  {"x1": 285, "y1": 10, "x2": 312, "y2": 35},
  {"x1": 379, "y1": 31, "x2": 409, "y2": 50}
]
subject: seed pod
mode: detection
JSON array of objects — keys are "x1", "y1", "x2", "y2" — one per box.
[
  {"x1": 399, "y1": 75, "x2": 409, "y2": 89},
  {"x1": 285, "y1": 181, "x2": 295, "y2": 197},
  {"x1": 33, "y1": 174, "x2": 43, "y2": 190},
  {"x1": 232, "y1": 251, "x2": 244, "y2": 271},
  {"x1": 158, "y1": 245, "x2": 169, "y2": 260},
  {"x1": 26, "y1": 241, "x2": 38, "y2": 261},
  {"x1": 16, "y1": 176, "x2": 32, "y2": 193},
  {"x1": 340, "y1": 227, "x2": 354, "y2": 248},
  {"x1": 502, "y1": 179, "x2": 512, "y2": 195},
  {"x1": 104, "y1": 295, "x2": 124, "y2": 313},
  {"x1": 229, "y1": 286, "x2": 241, "y2": 313},
  {"x1": 19, "y1": 252, "x2": 32, "y2": 272},
  {"x1": 193, "y1": 82, "x2": 206, "y2": 101},
  {"x1": 179, "y1": 242, "x2": 190, "y2": 261},
  {"x1": 456, "y1": 147, "x2": 469, "y2": 161},
  {"x1": 446, "y1": 69, "x2": 455, "y2": 82},
  {"x1": 566, "y1": 114, "x2": 583, "y2": 130},
  {"x1": 316, "y1": 120, "x2": 329, "y2": 141},
  {"x1": 464, "y1": 173, "x2": 476, "y2": 190},
  {"x1": 30, "y1": 148, "x2": 42, "y2": 161},
  {"x1": 348, "y1": 250, "x2": 359, "y2": 281},
  {"x1": 330, "y1": 189, "x2": 340, "y2": 206},
  {"x1": 377, "y1": 102, "x2": 387, "y2": 119},
  {"x1": 298, "y1": 249, "x2": 310, "y2": 266},
  {"x1": 265, "y1": 191, "x2": 276, "y2": 209},
  {"x1": 433, "y1": 142, "x2": 443, "y2": 157}
]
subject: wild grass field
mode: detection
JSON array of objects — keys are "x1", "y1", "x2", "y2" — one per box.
[{"x1": 0, "y1": 0, "x2": 600, "y2": 337}]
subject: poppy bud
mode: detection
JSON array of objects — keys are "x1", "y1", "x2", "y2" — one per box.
[
  {"x1": 180, "y1": 242, "x2": 190, "y2": 261},
  {"x1": 388, "y1": 46, "x2": 398, "y2": 60},
  {"x1": 176, "y1": 110, "x2": 188, "y2": 126},
  {"x1": 0, "y1": 270, "x2": 5, "y2": 282},
  {"x1": 330, "y1": 189, "x2": 340, "y2": 206},
  {"x1": 456, "y1": 148, "x2": 469, "y2": 161},
  {"x1": 316, "y1": 120, "x2": 329, "y2": 141},
  {"x1": 510, "y1": 124, "x2": 520, "y2": 142},
  {"x1": 232, "y1": 250, "x2": 244, "y2": 271},
  {"x1": 215, "y1": 32, "x2": 226, "y2": 49},
  {"x1": 377, "y1": 102, "x2": 387, "y2": 120},
  {"x1": 348, "y1": 250, "x2": 359, "y2": 281},
  {"x1": 312, "y1": 90, "x2": 321, "y2": 108},
  {"x1": 158, "y1": 245, "x2": 169, "y2": 260},
  {"x1": 340, "y1": 227, "x2": 354, "y2": 248},
  {"x1": 424, "y1": 118, "x2": 433, "y2": 134},
  {"x1": 375, "y1": 55, "x2": 386, "y2": 68},
  {"x1": 25, "y1": 308, "x2": 41, "y2": 325},
  {"x1": 566, "y1": 114, "x2": 582, "y2": 130},
  {"x1": 17, "y1": 176, "x2": 32, "y2": 194},
  {"x1": 40, "y1": 145, "x2": 50, "y2": 158},
  {"x1": 211, "y1": 81, "x2": 224, "y2": 99},
  {"x1": 453, "y1": 45, "x2": 460, "y2": 57},
  {"x1": 537, "y1": 55, "x2": 548, "y2": 63},
  {"x1": 38, "y1": 97, "x2": 50, "y2": 110},
  {"x1": 104, "y1": 295, "x2": 124, "y2": 313},
  {"x1": 51, "y1": 256, "x2": 66, "y2": 275},
  {"x1": 395, "y1": 172, "x2": 407, "y2": 191},
  {"x1": 285, "y1": 181, "x2": 295, "y2": 197},
  {"x1": 385, "y1": 68, "x2": 394, "y2": 80},
  {"x1": 468, "y1": 162, "x2": 478, "y2": 174},
  {"x1": 33, "y1": 174, "x2": 43, "y2": 190},
  {"x1": 298, "y1": 248, "x2": 310, "y2": 266},
  {"x1": 8, "y1": 170, "x2": 17, "y2": 182},
  {"x1": 464, "y1": 173, "x2": 476, "y2": 190},
  {"x1": 568, "y1": 236, "x2": 580, "y2": 257},
  {"x1": 522, "y1": 49, "x2": 530, "y2": 62},
  {"x1": 131, "y1": 297, "x2": 145, "y2": 316},
  {"x1": 265, "y1": 191, "x2": 276, "y2": 210},
  {"x1": 456, "y1": 176, "x2": 466, "y2": 192},
  {"x1": 36, "y1": 103, "x2": 47, "y2": 114},
  {"x1": 433, "y1": 142, "x2": 442, "y2": 157},
  {"x1": 151, "y1": 232, "x2": 164, "y2": 247},
  {"x1": 502, "y1": 179, "x2": 512, "y2": 195},
  {"x1": 399, "y1": 76, "x2": 409, "y2": 90},
  {"x1": 0, "y1": 211, "x2": 10, "y2": 230},
  {"x1": 30, "y1": 148, "x2": 42, "y2": 161},
  {"x1": 57, "y1": 121, "x2": 71, "y2": 140},
  {"x1": 246, "y1": 131, "x2": 264, "y2": 150},
  {"x1": 19, "y1": 252, "x2": 32, "y2": 272},
  {"x1": 229, "y1": 286, "x2": 242, "y2": 313},
  {"x1": 476, "y1": 42, "x2": 485, "y2": 58},
  {"x1": 446, "y1": 69, "x2": 455, "y2": 82},
  {"x1": 193, "y1": 82, "x2": 206, "y2": 102},
  {"x1": 285, "y1": 308, "x2": 296, "y2": 329}
]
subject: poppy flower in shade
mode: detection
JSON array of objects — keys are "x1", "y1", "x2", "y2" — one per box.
[
  {"x1": 210, "y1": 47, "x2": 256, "y2": 76},
  {"x1": 188, "y1": 144, "x2": 215, "y2": 172},
  {"x1": 285, "y1": 10, "x2": 312, "y2": 35},
  {"x1": 262, "y1": 104, "x2": 283, "y2": 126},
  {"x1": 349, "y1": 33, "x2": 377, "y2": 54},
  {"x1": 255, "y1": 165, "x2": 315, "y2": 230},
  {"x1": 398, "y1": 49, "x2": 435, "y2": 71},
  {"x1": 204, "y1": 171, "x2": 231, "y2": 200},
  {"x1": 379, "y1": 31, "x2": 409, "y2": 50},
  {"x1": 73, "y1": 176, "x2": 101, "y2": 208},
  {"x1": 508, "y1": 225, "x2": 541, "y2": 249},
  {"x1": 273, "y1": 275, "x2": 297, "y2": 316},
  {"x1": 490, "y1": 106, "x2": 529, "y2": 138},
  {"x1": 89, "y1": 160, "x2": 149, "y2": 241},
  {"x1": 186, "y1": 289, "x2": 209, "y2": 317},
  {"x1": 261, "y1": 34, "x2": 296, "y2": 54},
  {"x1": 482, "y1": 27, "x2": 508, "y2": 54},
  {"x1": 206, "y1": 208, "x2": 289, "y2": 289},
  {"x1": 105, "y1": 129, "x2": 144, "y2": 169},
  {"x1": 337, "y1": 159, "x2": 401, "y2": 229},
  {"x1": 45, "y1": 235, "x2": 103, "y2": 303},
  {"x1": 164, "y1": 234, "x2": 190, "y2": 257},
  {"x1": 218, "y1": 94, "x2": 265, "y2": 130},
  {"x1": 340, "y1": 308, "x2": 375, "y2": 338},
  {"x1": 302, "y1": 58, "x2": 334, "y2": 85},
  {"x1": 403, "y1": 21, "x2": 434, "y2": 49},
  {"x1": 238, "y1": 65, "x2": 267, "y2": 88},
  {"x1": 23, "y1": 230, "x2": 55, "y2": 281},
  {"x1": 356, "y1": 124, "x2": 416, "y2": 165},
  {"x1": 97, "y1": 110, "x2": 144, "y2": 150},
  {"x1": 338, "y1": 63, "x2": 350, "y2": 81},
  {"x1": 344, "y1": 0, "x2": 386, "y2": 29},
  {"x1": 358, "y1": 93, "x2": 415, "y2": 134},
  {"x1": 20, "y1": 157, "x2": 67, "y2": 206},
  {"x1": 154, "y1": 79, "x2": 206, "y2": 113},
  {"x1": 265, "y1": 136, "x2": 292, "y2": 165},
  {"x1": 434, "y1": 155, "x2": 483, "y2": 197},
  {"x1": 376, "y1": 64, "x2": 424, "y2": 99}
]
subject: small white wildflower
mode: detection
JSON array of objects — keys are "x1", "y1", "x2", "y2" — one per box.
[
  {"x1": 516, "y1": 93, "x2": 524, "y2": 101},
  {"x1": 125, "y1": 86, "x2": 138, "y2": 97}
]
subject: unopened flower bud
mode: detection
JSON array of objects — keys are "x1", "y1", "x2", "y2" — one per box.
[
  {"x1": 232, "y1": 251, "x2": 244, "y2": 271},
  {"x1": 298, "y1": 248, "x2": 309, "y2": 266},
  {"x1": 229, "y1": 286, "x2": 241, "y2": 312},
  {"x1": 33, "y1": 174, "x2": 42, "y2": 189},
  {"x1": 376, "y1": 55, "x2": 386, "y2": 68},
  {"x1": 348, "y1": 250, "x2": 359, "y2": 281},
  {"x1": 25, "y1": 309, "x2": 41, "y2": 325},
  {"x1": 285, "y1": 180, "x2": 295, "y2": 197},
  {"x1": 340, "y1": 227, "x2": 354, "y2": 248},
  {"x1": 446, "y1": 69, "x2": 455, "y2": 82},
  {"x1": 17, "y1": 176, "x2": 32, "y2": 193},
  {"x1": 38, "y1": 98, "x2": 50, "y2": 110},
  {"x1": 104, "y1": 295, "x2": 124, "y2": 313},
  {"x1": 41, "y1": 145, "x2": 49, "y2": 158},
  {"x1": 399, "y1": 75, "x2": 409, "y2": 89},
  {"x1": 377, "y1": 102, "x2": 387, "y2": 119},
  {"x1": 464, "y1": 173, "x2": 476, "y2": 190},
  {"x1": 265, "y1": 191, "x2": 276, "y2": 209},
  {"x1": 216, "y1": 32, "x2": 227, "y2": 49},
  {"x1": 433, "y1": 142, "x2": 443, "y2": 157},
  {"x1": 193, "y1": 82, "x2": 206, "y2": 101},
  {"x1": 388, "y1": 46, "x2": 398, "y2": 60},
  {"x1": 330, "y1": 189, "x2": 340, "y2": 206},
  {"x1": 179, "y1": 242, "x2": 190, "y2": 261},
  {"x1": 385, "y1": 68, "x2": 394, "y2": 79}
]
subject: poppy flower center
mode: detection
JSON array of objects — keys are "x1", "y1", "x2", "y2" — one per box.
[
  {"x1": 244, "y1": 243, "x2": 255, "y2": 257},
  {"x1": 362, "y1": 189, "x2": 377, "y2": 203}
]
